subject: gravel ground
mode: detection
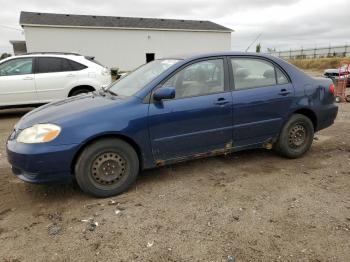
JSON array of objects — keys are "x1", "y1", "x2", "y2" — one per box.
[{"x1": 0, "y1": 103, "x2": 349, "y2": 262}]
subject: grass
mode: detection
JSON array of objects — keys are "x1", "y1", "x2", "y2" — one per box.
[{"x1": 289, "y1": 57, "x2": 350, "y2": 71}]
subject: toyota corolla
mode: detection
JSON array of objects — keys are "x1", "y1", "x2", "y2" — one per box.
[{"x1": 7, "y1": 52, "x2": 338, "y2": 197}]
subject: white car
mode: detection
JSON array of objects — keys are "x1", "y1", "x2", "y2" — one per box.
[{"x1": 0, "y1": 53, "x2": 111, "y2": 108}]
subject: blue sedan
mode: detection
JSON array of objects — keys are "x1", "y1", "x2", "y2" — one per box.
[{"x1": 7, "y1": 52, "x2": 338, "y2": 197}]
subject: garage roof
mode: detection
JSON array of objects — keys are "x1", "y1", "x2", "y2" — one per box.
[{"x1": 20, "y1": 11, "x2": 233, "y2": 32}]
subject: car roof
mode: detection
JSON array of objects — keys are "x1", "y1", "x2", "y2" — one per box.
[
  {"x1": 0, "y1": 53, "x2": 84, "y2": 61},
  {"x1": 0, "y1": 53, "x2": 98, "y2": 66},
  {"x1": 161, "y1": 51, "x2": 279, "y2": 61},
  {"x1": 16, "y1": 53, "x2": 82, "y2": 58}
]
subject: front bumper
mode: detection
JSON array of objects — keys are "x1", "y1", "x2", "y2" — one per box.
[{"x1": 6, "y1": 140, "x2": 80, "y2": 184}]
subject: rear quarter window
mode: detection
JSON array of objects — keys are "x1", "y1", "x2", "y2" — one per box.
[
  {"x1": 276, "y1": 67, "x2": 289, "y2": 85},
  {"x1": 64, "y1": 59, "x2": 87, "y2": 71}
]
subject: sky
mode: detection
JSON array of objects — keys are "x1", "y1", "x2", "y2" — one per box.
[{"x1": 0, "y1": 0, "x2": 349, "y2": 54}]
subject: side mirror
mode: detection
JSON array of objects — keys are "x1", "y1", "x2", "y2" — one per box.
[{"x1": 153, "y1": 87, "x2": 175, "y2": 101}]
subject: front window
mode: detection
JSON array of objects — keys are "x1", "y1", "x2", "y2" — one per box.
[
  {"x1": 162, "y1": 59, "x2": 225, "y2": 99},
  {"x1": 0, "y1": 58, "x2": 33, "y2": 76},
  {"x1": 108, "y1": 59, "x2": 180, "y2": 96}
]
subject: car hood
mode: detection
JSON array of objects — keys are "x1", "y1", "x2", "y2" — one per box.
[{"x1": 16, "y1": 93, "x2": 126, "y2": 129}]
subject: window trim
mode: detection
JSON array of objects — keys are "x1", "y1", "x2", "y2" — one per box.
[
  {"x1": 228, "y1": 56, "x2": 291, "y2": 91},
  {"x1": 0, "y1": 57, "x2": 34, "y2": 76},
  {"x1": 148, "y1": 56, "x2": 230, "y2": 103}
]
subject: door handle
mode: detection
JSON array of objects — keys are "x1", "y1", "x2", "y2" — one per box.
[
  {"x1": 214, "y1": 98, "x2": 229, "y2": 106},
  {"x1": 23, "y1": 76, "x2": 33, "y2": 80},
  {"x1": 66, "y1": 74, "x2": 74, "y2": 77},
  {"x1": 278, "y1": 89, "x2": 291, "y2": 96}
]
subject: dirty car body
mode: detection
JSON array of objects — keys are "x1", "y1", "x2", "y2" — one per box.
[{"x1": 7, "y1": 52, "x2": 338, "y2": 196}]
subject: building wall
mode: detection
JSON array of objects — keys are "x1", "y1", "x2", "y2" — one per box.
[{"x1": 23, "y1": 26, "x2": 231, "y2": 71}]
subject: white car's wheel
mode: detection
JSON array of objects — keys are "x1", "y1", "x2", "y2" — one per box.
[{"x1": 69, "y1": 88, "x2": 93, "y2": 97}]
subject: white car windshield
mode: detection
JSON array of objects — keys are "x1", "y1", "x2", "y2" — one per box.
[{"x1": 108, "y1": 59, "x2": 180, "y2": 96}]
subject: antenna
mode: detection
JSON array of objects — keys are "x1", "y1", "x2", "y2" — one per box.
[{"x1": 245, "y1": 33, "x2": 262, "y2": 52}]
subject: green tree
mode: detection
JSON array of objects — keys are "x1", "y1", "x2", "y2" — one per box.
[{"x1": 256, "y1": 43, "x2": 261, "y2": 53}]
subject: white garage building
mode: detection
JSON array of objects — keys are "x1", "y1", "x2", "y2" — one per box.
[{"x1": 20, "y1": 11, "x2": 233, "y2": 71}]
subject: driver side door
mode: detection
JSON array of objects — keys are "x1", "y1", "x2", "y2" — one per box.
[
  {"x1": 0, "y1": 57, "x2": 38, "y2": 106},
  {"x1": 148, "y1": 58, "x2": 233, "y2": 162}
]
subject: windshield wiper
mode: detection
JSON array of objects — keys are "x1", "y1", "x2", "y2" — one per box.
[
  {"x1": 96, "y1": 86, "x2": 117, "y2": 97},
  {"x1": 106, "y1": 89, "x2": 118, "y2": 96}
]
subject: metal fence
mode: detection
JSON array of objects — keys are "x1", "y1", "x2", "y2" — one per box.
[{"x1": 266, "y1": 45, "x2": 350, "y2": 59}]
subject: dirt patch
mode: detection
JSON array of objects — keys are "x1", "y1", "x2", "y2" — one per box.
[{"x1": 0, "y1": 104, "x2": 349, "y2": 261}]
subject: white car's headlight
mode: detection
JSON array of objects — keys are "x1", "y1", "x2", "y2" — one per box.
[{"x1": 17, "y1": 124, "x2": 61, "y2": 144}]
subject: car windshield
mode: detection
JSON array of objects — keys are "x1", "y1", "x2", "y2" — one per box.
[{"x1": 108, "y1": 59, "x2": 180, "y2": 96}]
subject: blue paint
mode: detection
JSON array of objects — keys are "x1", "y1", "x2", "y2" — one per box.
[{"x1": 6, "y1": 52, "x2": 338, "y2": 184}]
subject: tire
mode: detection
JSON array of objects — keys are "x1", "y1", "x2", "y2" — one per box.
[
  {"x1": 346, "y1": 95, "x2": 350, "y2": 103},
  {"x1": 276, "y1": 114, "x2": 314, "y2": 159},
  {"x1": 70, "y1": 88, "x2": 92, "y2": 97},
  {"x1": 75, "y1": 138, "x2": 139, "y2": 197},
  {"x1": 335, "y1": 96, "x2": 341, "y2": 103}
]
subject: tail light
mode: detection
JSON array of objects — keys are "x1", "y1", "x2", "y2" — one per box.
[{"x1": 329, "y1": 84, "x2": 335, "y2": 95}]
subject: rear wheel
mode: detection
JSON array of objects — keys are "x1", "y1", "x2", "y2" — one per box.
[
  {"x1": 69, "y1": 88, "x2": 93, "y2": 96},
  {"x1": 75, "y1": 138, "x2": 139, "y2": 197},
  {"x1": 276, "y1": 114, "x2": 314, "y2": 159}
]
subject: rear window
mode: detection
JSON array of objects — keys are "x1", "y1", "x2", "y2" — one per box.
[
  {"x1": 37, "y1": 57, "x2": 87, "y2": 73},
  {"x1": 37, "y1": 57, "x2": 61, "y2": 73},
  {"x1": 230, "y1": 58, "x2": 290, "y2": 90}
]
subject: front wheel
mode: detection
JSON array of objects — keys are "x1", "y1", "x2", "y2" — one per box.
[
  {"x1": 276, "y1": 114, "x2": 314, "y2": 159},
  {"x1": 75, "y1": 138, "x2": 139, "y2": 197}
]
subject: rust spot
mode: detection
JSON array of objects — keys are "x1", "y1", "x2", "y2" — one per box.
[
  {"x1": 154, "y1": 140, "x2": 234, "y2": 167},
  {"x1": 262, "y1": 138, "x2": 276, "y2": 150},
  {"x1": 263, "y1": 143, "x2": 273, "y2": 150},
  {"x1": 225, "y1": 141, "x2": 233, "y2": 150},
  {"x1": 155, "y1": 160, "x2": 165, "y2": 167}
]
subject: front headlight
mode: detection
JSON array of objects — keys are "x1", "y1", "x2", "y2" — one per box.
[{"x1": 17, "y1": 124, "x2": 61, "y2": 144}]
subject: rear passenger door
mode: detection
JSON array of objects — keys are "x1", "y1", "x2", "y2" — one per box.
[
  {"x1": 34, "y1": 57, "x2": 79, "y2": 102},
  {"x1": 229, "y1": 57, "x2": 294, "y2": 147}
]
